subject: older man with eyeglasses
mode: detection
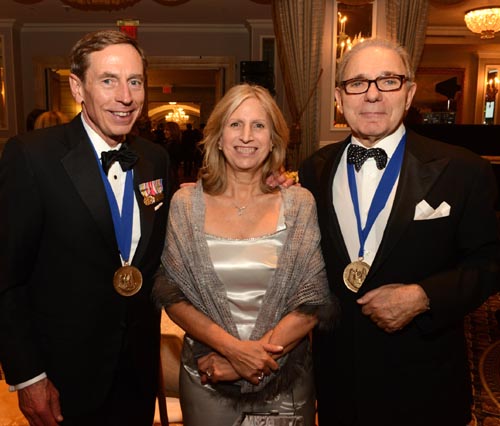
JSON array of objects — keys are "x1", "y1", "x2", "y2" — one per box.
[{"x1": 299, "y1": 38, "x2": 500, "y2": 426}]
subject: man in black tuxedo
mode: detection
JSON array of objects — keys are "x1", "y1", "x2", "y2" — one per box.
[
  {"x1": 0, "y1": 30, "x2": 172, "y2": 425},
  {"x1": 300, "y1": 38, "x2": 500, "y2": 426}
]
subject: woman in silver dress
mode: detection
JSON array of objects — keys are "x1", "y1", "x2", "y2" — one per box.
[{"x1": 154, "y1": 83, "x2": 336, "y2": 426}]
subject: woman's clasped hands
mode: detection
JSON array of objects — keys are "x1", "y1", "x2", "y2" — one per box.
[{"x1": 197, "y1": 339, "x2": 283, "y2": 386}]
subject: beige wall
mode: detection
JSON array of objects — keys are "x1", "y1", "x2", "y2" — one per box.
[
  {"x1": 9, "y1": 23, "x2": 254, "y2": 137},
  {"x1": 3, "y1": 4, "x2": 500, "y2": 148}
]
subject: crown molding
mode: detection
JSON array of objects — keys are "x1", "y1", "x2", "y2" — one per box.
[
  {"x1": 0, "y1": 19, "x2": 19, "y2": 29},
  {"x1": 426, "y1": 25, "x2": 471, "y2": 37},
  {"x1": 425, "y1": 25, "x2": 500, "y2": 44},
  {"x1": 19, "y1": 22, "x2": 248, "y2": 34},
  {"x1": 246, "y1": 19, "x2": 273, "y2": 29}
]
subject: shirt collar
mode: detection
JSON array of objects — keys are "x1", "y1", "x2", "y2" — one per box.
[
  {"x1": 80, "y1": 115, "x2": 123, "y2": 160},
  {"x1": 351, "y1": 124, "x2": 406, "y2": 160}
]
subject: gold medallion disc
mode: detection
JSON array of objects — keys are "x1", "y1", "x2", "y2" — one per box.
[
  {"x1": 343, "y1": 260, "x2": 370, "y2": 293},
  {"x1": 113, "y1": 264, "x2": 143, "y2": 296}
]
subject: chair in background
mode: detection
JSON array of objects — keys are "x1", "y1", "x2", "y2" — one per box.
[{"x1": 155, "y1": 312, "x2": 185, "y2": 426}]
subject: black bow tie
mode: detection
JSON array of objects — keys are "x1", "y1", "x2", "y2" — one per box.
[
  {"x1": 347, "y1": 144, "x2": 388, "y2": 172},
  {"x1": 101, "y1": 143, "x2": 138, "y2": 175}
]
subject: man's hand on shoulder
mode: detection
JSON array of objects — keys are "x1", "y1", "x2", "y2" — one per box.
[{"x1": 266, "y1": 168, "x2": 300, "y2": 189}]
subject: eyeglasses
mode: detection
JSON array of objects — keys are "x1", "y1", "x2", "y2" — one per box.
[{"x1": 340, "y1": 75, "x2": 408, "y2": 94}]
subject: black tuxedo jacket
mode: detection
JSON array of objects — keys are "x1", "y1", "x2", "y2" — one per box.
[
  {"x1": 0, "y1": 116, "x2": 172, "y2": 415},
  {"x1": 300, "y1": 130, "x2": 500, "y2": 426}
]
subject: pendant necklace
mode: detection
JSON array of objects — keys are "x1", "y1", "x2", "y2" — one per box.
[{"x1": 234, "y1": 204, "x2": 247, "y2": 216}]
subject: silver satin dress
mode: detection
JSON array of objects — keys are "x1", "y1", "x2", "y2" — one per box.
[{"x1": 178, "y1": 212, "x2": 316, "y2": 426}]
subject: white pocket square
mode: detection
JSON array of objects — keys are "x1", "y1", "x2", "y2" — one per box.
[{"x1": 414, "y1": 200, "x2": 451, "y2": 221}]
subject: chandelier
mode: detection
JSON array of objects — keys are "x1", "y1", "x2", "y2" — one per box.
[
  {"x1": 165, "y1": 103, "x2": 189, "y2": 124},
  {"x1": 464, "y1": 6, "x2": 500, "y2": 39}
]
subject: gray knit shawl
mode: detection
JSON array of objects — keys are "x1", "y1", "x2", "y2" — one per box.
[{"x1": 156, "y1": 181, "x2": 331, "y2": 396}]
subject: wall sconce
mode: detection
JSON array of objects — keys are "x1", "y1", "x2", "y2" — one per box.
[
  {"x1": 485, "y1": 77, "x2": 499, "y2": 102},
  {"x1": 464, "y1": 6, "x2": 500, "y2": 39}
]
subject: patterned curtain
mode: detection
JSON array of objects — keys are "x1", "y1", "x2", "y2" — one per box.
[
  {"x1": 386, "y1": 0, "x2": 430, "y2": 73},
  {"x1": 272, "y1": 0, "x2": 325, "y2": 169}
]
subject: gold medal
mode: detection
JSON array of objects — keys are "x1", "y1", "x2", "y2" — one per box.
[
  {"x1": 113, "y1": 263, "x2": 143, "y2": 296},
  {"x1": 343, "y1": 259, "x2": 370, "y2": 293},
  {"x1": 143, "y1": 195, "x2": 155, "y2": 206},
  {"x1": 143, "y1": 193, "x2": 164, "y2": 206}
]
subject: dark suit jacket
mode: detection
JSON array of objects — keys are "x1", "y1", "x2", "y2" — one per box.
[
  {"x1": 300, "y1": 130, "x2": 500, "y2": 426},
  {"x1": 0, "y1": 116, "x2": 172, "y2": 416}
]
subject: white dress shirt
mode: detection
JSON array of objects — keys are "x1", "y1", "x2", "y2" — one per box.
[
  {"x1": 333, "y1": 124, "x2": 406, "y2": 266},
  {"x1": 82, "y1": 116, "x2": 141, "y2": 264}
]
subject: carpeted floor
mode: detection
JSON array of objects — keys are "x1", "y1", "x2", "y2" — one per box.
[
  {"x1": 2, "y1": 294, "x2": 500, "y2": 425},
  {"x1": 466, "y1": 293, "x2": 500, "y2": 426}
]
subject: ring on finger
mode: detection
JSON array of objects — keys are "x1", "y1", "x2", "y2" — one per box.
[
  {"x1": 206, "y1": 370, "x2": 212, "y2": 378},
  {"x1": 257, "y1": 371, "x2": 264, "y2": 381}
]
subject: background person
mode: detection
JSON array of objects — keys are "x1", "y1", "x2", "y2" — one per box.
[
  {"x1": 25, "y1": 108, "x2": 46, "y2": 132},
  {"x1": 154, "y1": 83, "x2": 335, "y2": 426},
  {"x1": 164, "y1": 121, "x2": 183, "y2": 179},
  {"x1": 180, "y1": 122, "x2": 198, "y2": 179},
  {"x1": 0, "y1": 30, "x2": 172, "y2": 426},
  {"x1": 300, "y1": 38, "x2": 500, "y2": 426},
  {"x1": 33, "y1": 110, "x2": 69, "y2": 129}
]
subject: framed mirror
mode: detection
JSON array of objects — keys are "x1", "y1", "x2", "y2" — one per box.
[
  {"x1": 474, "y1": 53, "x2": 500, "y2": 125},
  {"x1": 484, "y1": 66, "x2": 499, "y2": 125}
]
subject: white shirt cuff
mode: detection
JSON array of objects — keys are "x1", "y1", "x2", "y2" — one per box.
[{"x1": 9, "y1": 372, "x2": 47, "y2": 392}]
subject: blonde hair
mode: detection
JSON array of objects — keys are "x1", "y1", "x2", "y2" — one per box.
[
  {"x1": 34, "y1": 111, "x2": 69, "y2": 129},
  {"x1": 200, "y1": 84, "x2": 289, "y2": 195}
]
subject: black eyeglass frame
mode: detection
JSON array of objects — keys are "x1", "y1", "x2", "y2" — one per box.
[{"x1": 340, "y1": 74, "x2": 409, "y2": 95}]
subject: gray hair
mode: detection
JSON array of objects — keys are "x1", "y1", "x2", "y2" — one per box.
[{"x1": 336, "y1": 38, "x2": 414, "y2": 85}]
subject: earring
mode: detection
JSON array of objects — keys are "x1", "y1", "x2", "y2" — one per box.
[{"x1": 218, "y1": 144, "x2": 222, "y2": 150}]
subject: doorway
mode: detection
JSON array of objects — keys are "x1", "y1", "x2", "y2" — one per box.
[{"x1": 33, "y1": 55, "x2": 235, "y2": 132}]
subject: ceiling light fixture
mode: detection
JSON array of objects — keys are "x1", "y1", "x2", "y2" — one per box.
[
  {"x1": 464, "y1": 6, "x2": 500, "y2": 39},
  {"x1": 165, "y1": 103, "x2": 189, "y2": 124}
]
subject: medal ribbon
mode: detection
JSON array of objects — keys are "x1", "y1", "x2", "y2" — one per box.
[
  {"x1": 93, "y1": 146, "x2": 135, "y2": 263},
  {"x1": 347, "y1": 135, "x2": 406, "y2": 258}
]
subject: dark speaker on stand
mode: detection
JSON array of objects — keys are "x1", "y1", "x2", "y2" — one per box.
[{"x1": 240, "y1": 61, "x2": 275, "y2": 95}]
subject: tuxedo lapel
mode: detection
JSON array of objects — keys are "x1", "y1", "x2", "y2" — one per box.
[
  {"x1": 369, "y1": 133, "x2": 450, "y2": 275},
  {"x1": 60, "y1": 119, "x2": 118, "y2": 254},
  {"x1": 324, "y1": 139, "x2": 352, "y2": 265},
  {"x1": 130, "y1": 139, "x2": 156, "y2": 268}
]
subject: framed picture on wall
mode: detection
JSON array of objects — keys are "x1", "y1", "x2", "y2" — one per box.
[{"x1": 411, "y1": 67, "x2": 465, "y2": 125}]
